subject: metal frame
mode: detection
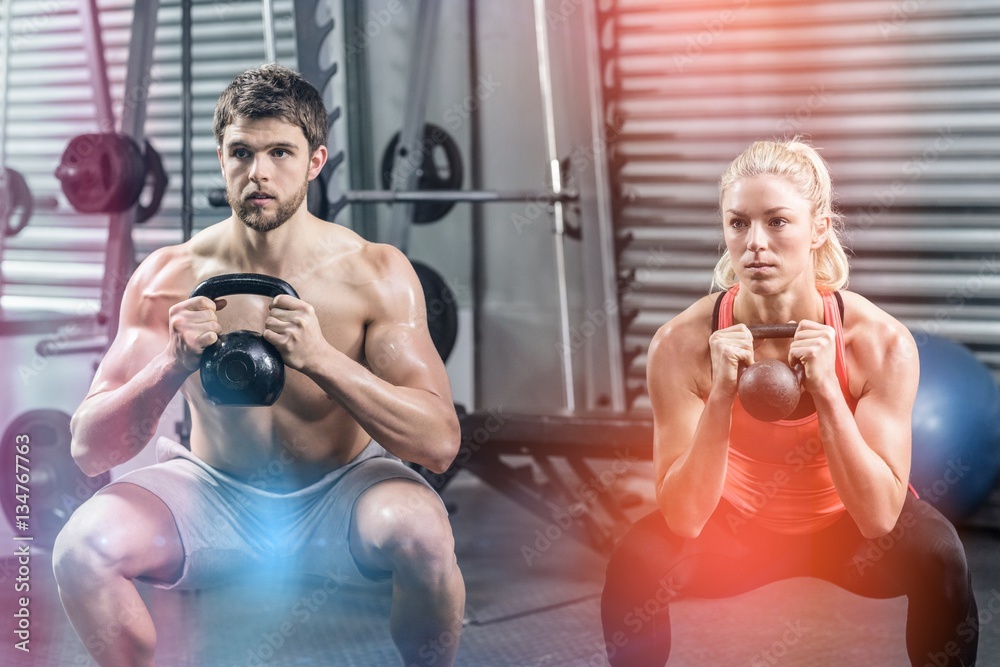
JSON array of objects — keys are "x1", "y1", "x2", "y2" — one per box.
[
  {"x1": 532, "y1": 0, "x2": 576, "y2": 412},
  {"x1": 342, "y1": 0, "x2": 378, "y2": 241},
  {"x1": 293, "y1": 0, "x2": 347, "y2": 226},
  {"x1": 578, "y1": 0, "x2": 626, "y2": 411},
  {"x1": 0, "y1": 0, "x2": 12, "y2": 301},
  {"x1": 468, "y1": 0, "x2": 486, "y2": 410},
  {"x1": 96, "y1": 0, "x2": 160, "y2": 342},
  {"x1": 384, "y1": 0, "x2": 444, "y2": 253},
  {"x1": 181, "y1": 0, "x2": 193, "y2": 244},
  {"x1": 262, "y1": 0, "x2": 277, "y2": 64},
  {"x1": 346, "y1": 188, "x2": 578, "y2": 204},
  {"x1": 454, "y1": 411, "x2": 655, "y2": 553}
]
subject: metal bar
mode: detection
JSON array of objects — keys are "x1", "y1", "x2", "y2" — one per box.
[
  {"x1": 292, "y1": 0, "x2": 344, "y2": 226},
  {"x1": 534, "y1": 454, "x2": 613, "y2": 548},
  {"x1": 532, "y1": 0, "x2": 576, "y2": 412},
  {"x1": 36, "y1": 334, "x2": 109, "y2": 357},
  {"x1": 1, "y1": 0, "x2": 9, "y2": 168},
  {"x1": 0, "y1": 0, "x2": 10, "y2": 303},
  {"x1": 79, "y1": 0, "x2": 115, "y2": 132},
  {"x1": 207, "y1": 186, "x2": 578, "y2": 208},
  {"x1": 566, "y1": 456, "x2": 631, "y2": 526},
  {"x1": 468, "y1": 0, "x2": 485, "y2": 410},
  {"x1": 581, "y1": 0, "x2": 626, "y2": 411},
  {"x1": 347, "y1": 189, "x2": 579, "y2": 204},
  {"x1": 385, "y1": 0, "x2": 443, "y2": 252},
  {"x1": 261, "y1": 0, "x2": 277, "y2": 63},
  {"x1": 748, "y1": 323, "x2": 799, "y2": 339},
  {"x1": 181, "y1": 0, "x2": 193, "y2": 243},
  {"x1": 99, "y1": 0, "x2": 160, "y2": 342},
  {"x1": 342, "y1": 0, "x2": 377, "y2": 241},
  {"x1": 462, "y1": 456, "x2": 602, "y2": 551}
]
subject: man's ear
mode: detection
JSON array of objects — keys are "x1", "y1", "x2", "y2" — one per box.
[{"x1": 308, "y1": 145, "x2": 328, "y2": 181}]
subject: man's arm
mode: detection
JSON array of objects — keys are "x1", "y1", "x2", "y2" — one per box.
[
  {"x1": 793, "y1": 316, "x2": 916, "y2": 538},
  {"x1": 70, "y1": 249, "x2": 217, "y2": 476},
  {"x1": 650, "y1": 309, "x2": 755, "y2": 538},
  {"x1": 265, "y1": 245, "x2": 460, "y2": 473}
]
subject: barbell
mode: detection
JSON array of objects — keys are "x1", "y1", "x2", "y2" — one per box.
[{"x1": 54, "y1": 132, "x2": 168, "y2": 223}]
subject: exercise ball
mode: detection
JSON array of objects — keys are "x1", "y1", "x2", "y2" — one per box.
[{"x1": 909, "y1": 334, "x2": 1000, "y2": 521}]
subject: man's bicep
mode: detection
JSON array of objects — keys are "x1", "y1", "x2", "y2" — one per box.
[
  {"x1": 363, "y1": 249, "x2": 452, "y2": 395},
  {"x1": 87, "y1": 323, "x2": 168, "y2": 397},
  {"x1": 365, "y1": 317, "x2": 449, "y2": 395}
]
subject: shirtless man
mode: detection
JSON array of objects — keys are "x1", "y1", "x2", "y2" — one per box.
[{"x1": 52, "y1": 64, "x2": 465, "y2": 667}]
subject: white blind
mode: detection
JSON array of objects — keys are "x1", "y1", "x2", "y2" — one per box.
[
  {"x1": 0, "y1": 0, "x2": 297, "y2": 314},
  {"x1": 605, "y1": 0, "x2": 1000, "y2": 410}
]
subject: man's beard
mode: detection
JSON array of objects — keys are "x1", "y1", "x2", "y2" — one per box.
[{"x1": 227, "y1": 179, "x2": 309, "y2": 233}]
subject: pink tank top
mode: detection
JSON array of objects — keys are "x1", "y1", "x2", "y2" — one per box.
[{"x1": 717, "y1": 285, "x2": 855, "y2": 534}]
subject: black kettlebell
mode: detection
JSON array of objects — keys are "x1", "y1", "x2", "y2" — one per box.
[{"x1": 189, "y1": 273, "x2": 299, "y2": 406}]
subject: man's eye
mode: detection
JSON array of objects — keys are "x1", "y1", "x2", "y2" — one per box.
[{"x1": 233, "y1": 149, "x2": 250, "y2": 159}]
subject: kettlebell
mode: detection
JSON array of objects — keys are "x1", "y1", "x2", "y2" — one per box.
[
  {"x1": 738, "y1": 359, "x2": 805, "y2": 422},
  {"x1": 736, "y1": 322, "x2": 805, "y2": 422},
  {"x1": 189, "y1": 273, "x2": 299, "y2": 406}
]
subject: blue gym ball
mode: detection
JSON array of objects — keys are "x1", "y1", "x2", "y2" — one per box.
[{"x1": 909, "y1": 333, "x2": 1000, "y2": 521}]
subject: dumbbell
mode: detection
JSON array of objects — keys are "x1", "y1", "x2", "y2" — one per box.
[
  {"x1": 738, "y1": 323, "x2": 804, "y2": 422},
  {"x1": 189, "y1": 273, "x2": 299, "y2": 406}
]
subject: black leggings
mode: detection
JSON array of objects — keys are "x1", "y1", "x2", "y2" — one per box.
[{"x1": 601, "y1": 493, "x2": 978, "y2": 666}]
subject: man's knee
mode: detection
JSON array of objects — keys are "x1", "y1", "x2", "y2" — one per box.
[
  {"x1": 52, "y1": 501, "x2": 122, "y2": 590},
  {"x1": 361, "y1": 482, "x2": 455, "y2": 580},
  {"x1": 53, "y1": 485, "x2": 181, "y2": 589}
]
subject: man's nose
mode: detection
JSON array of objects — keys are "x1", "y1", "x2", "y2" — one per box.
[{"x1": 248, "y1": 156, "x2": 270, "y2": 182}]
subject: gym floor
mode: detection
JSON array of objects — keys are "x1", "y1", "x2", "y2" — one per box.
[{"x1": 2, "y1": 460, "x2": 999, "y2": 667}]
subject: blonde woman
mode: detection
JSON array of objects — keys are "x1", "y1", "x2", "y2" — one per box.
[{"x1": 600, "y1": 139, "x2": 977, "y2": 666}]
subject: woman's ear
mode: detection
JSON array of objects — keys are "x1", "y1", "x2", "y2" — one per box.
[{"x1": 812, "y1": 216, "x2": 831, "y2": 249}]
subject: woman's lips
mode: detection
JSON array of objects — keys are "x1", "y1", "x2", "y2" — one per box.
[{"x1": 745, "y1": 263, "x2": 774, "y2": 273}]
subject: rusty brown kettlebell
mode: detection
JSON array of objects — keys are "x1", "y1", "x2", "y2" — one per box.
[{"x1": 736, "y1": 323, "x2": 804, "y2": 422}]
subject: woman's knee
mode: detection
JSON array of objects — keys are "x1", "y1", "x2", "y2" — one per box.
[
  {"x1": 900, "y1": 500, "x2": 972, "y2": 596},
  {"x1": 607, "y1": 511, "x2": 678, "y2": 576}
]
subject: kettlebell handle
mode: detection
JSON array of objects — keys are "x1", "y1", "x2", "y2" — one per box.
[
  {"x1": 747, "y1": 323, "x2": 798, "y2": 339},
  {"x1": 190, "y1": 273, "x2": 299, "y2": 301}
]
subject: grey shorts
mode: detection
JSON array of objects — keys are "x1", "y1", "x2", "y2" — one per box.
[{"x1": 108, "y1": 437, "x2": 438, "y2": 591}]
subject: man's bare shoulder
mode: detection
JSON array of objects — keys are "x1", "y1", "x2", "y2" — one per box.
[
  {"x1": 307, "y1": 227, "x2": 414, "y2": 290},
  {"x1": 129, "y1": 244, "x2": 196, "y2": 305},
  {"x1": 124, "y1": 227, "x2": 226, "y2": 327}
]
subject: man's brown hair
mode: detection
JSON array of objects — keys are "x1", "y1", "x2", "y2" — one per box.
[{"x1": 213, "y1": 64, "x2": 328, "y2": 153}]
